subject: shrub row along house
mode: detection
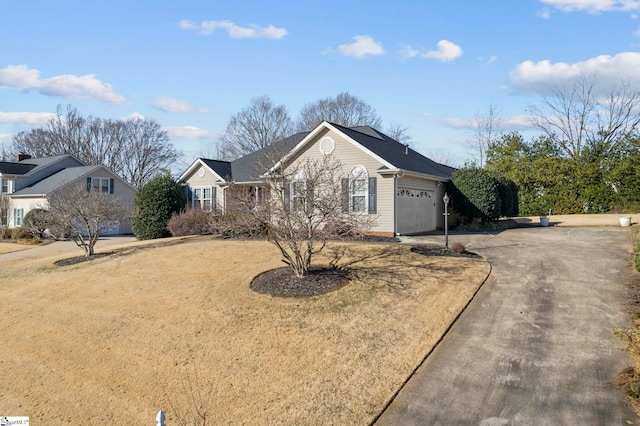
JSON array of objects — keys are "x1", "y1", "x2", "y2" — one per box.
[
  {"x1": 179, "y1": 121, "x2": 454, "y2": 236},
  {"x1": 0, "y1": 154, "x2": 136, "y2": 234}
]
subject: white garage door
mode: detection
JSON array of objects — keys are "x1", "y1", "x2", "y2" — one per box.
[{"x1": 396, "y1": 188, "x2": 435, "y2": 235}]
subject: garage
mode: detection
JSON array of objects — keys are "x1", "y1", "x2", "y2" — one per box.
[{"x1": 396, "y1": 188, "x2": 436, "y2": 235}]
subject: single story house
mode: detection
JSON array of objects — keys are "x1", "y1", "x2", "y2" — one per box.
[
  {"x1": 178, "y1": 121, "x2": 454, "y2": 236},
  {"x1": 0, "y1": 154, "x2": 136, "y2": 234}
]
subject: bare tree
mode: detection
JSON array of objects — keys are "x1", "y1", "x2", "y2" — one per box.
[
  {"x1": 119, "y1": 117, "x2": 178, "y2": 189},
  {"x1": 228, "y1": 154, "x2": 373, "y2": 278},
  {"x1": 44, "y1": 182, "x2": 129, "y2": 257},
  {"x1": 219, "y1": 96, "x2": 293, "y2": 160},
  {"x1": 297, "y1": 92, "x2": 382, "y2": 131},
  {"x1": 528, "y1": 77, "x2": 640, "y2": 159},
  {"x1": 0, "y1": 193, "x2": 11, "y2": 239},
  {"x1": 385, "y1": 122, "x2": 413, "y2": 145},
  {"x1": 469, "y1": 103, "x2": 503, "y2": 168},
  {"x1": 10, "y1": 105, "x2": 179, "y2": 188}
]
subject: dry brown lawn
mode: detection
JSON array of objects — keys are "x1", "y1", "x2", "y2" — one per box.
[
  {"x1": 0, "y1": 242, "x2": 32, "y2": 254},
  {"x1": 0, "y1": 238, "x2": 490, "y2": 425}
]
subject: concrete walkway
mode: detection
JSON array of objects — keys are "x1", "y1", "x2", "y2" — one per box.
[
  {"x1": 0, "y1": 235, "x2": 137, "y2": 264},
  {"x1": 375, "y1": 226, "x2": 637, "y2": 425}
]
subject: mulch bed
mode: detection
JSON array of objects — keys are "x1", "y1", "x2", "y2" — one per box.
[
  {"x1": 410, "y1": 245, "x2": 481, "y2": 258},
  {"x1": 251, "y1": 266, "x2": 350, "y2": 297}
]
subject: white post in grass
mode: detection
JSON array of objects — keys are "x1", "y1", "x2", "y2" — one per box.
[
  {"x1": 156, "y1": 410, "x2": 166, "y2": 426},
  {"x1": 443, "y1": 192, "x2": 450, "y2": 249}
]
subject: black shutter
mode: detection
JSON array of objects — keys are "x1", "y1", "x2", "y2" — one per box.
[
  {"x1": 341, "y1": 178, "x2": 349, "y2": 213},
  {"x1": 109, "y1": 178, "x2": 114, "y2": 194},
  {"x1": 368, "y1": 177, "x2": 377, "y2": 214},
  {"x1": 86, "y1": 177, "x2": 92, "y2": 192},
  {"x1": 212, "y1": 187, "x2": 217, "y2": 210},
  {"x1": 307, "y1": 188, "x2": 314, "y2": 212},
  {"x1": 284, "y1": 183, "x2": 291, "y2": 210}
]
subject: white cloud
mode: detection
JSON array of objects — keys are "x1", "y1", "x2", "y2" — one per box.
[
  {"x1": 0, "y1": 111, "x2": 56, "y2": 127},
  {"x1": 423, "y1": 40, "x2": 463, "y2": 62},
  {"x1": 540, "y1": 0, "x2": 640, "y2": 13},
  {"x1": 509, "y1": 52, "x2": 640, "y2": 94},
  {"x1": 122, "y1": 112, "x2": 145, "y2": 121},
  {"x1": 153, "y1": 96, "x2": 207, "y2": 113},
  {"x1": 0, "y1": 65, "x2": 125, "y2": 104},
  {"x1": 179, "y1": 19, "x2": 287, "y2": 39},
  {"x1": 442, "y1": 115, "x2": 536, "y2": 131},
  {"x1": 337, "y1": 36, "x2": 385, "y2": 58},
  {"x1": 398, "y1": 44, "x2": 420, "y2": 59},
  {"x1": 538, "y1": 7, "x2": 553, "y2": 18},
  {"x1": 165, "y1": 126, "x2": 216, "y2": 140}
]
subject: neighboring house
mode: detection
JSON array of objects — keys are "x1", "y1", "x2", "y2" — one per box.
[
  {"x1": 0, "y1": 154, "x2": 136, "y2": 234},
  {"x1": 178, "y1": 121, "x2": 454, "y2": 236}
]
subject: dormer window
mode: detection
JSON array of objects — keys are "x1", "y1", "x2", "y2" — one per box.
[{"x1": 1, "y1": 178, "x2": 10, "y2": 194}]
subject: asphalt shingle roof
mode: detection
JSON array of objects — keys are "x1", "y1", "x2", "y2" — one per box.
[
  {"x1": 200, "y1": 159, "x2": 233, "y2": 181},
  {"x1": 329, "y1": 123, "x2": 454, "y2": 180},
  {"x1": 12, "y1": 165, "x2": 101, "y2": 196},
  {"x1": 0, "y1": 161, "x2": 37, "y2": 175},
  {"x1": 190, "y1": 124, "x2": 452, "y2": 183},
  {"x1": 230, "y1": 132, "x2": 310, "y2": 182}
]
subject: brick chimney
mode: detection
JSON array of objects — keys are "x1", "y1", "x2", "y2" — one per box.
[{"x1": 16, "y1": 153, "x2": 31, "y2": 162}]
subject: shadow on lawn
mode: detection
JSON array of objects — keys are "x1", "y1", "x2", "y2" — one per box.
[{"x1": 326, "y1": 244, "x2": 476, "y2": 292}]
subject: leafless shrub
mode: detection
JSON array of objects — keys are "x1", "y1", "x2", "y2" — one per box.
[
  {"x1": 168, "y1": 208, "x2": 217, "y2": 236},
  {"x1": 451, "y1": 242, "x2": 466, "y2": 254}
]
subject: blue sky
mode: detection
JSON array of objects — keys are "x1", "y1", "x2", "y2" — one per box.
[{"x1": 2, "y1": 0, "x2": 640, "y2": 169}]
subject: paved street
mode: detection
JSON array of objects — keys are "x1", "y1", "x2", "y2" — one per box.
[{"x1": 376, "y1": 227, "x2": 637, "y2": 425}]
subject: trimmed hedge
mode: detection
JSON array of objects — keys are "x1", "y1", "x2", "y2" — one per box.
[{"x1": 451, "y1": 167, "x2": 518, "y2": 222}]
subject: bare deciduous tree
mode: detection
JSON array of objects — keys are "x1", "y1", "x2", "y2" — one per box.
[
  {"x1": 0, "y1": 193, "x2": 12, "y2": 238},
  {"x1": 120, "y1": 117, "x2": 178, "y2": 189},
  {"x1": 44, "y1": 182, "x2": 129, "y2": 257},
  {"x1": 10, "y1": 105, "x2": 178, "y2": 188},
  {"x1": 528, "y1": 77, "x2": 640, "y2": 159},
  {"x1": 469, "y1": 103, "x2": 503, "y2": 168},
  {"x1": 228, "y1": 154, "x2": 374, "y2": 278},
  {"x1": 385, "y1": 122, "x2": 413, "y2": 146},
  {"x1": 297, "y1": 92, "x2": 382, "y2": 131},
  {"x1": 219, "y1": 96, "x2": 294, "y2": 160}
]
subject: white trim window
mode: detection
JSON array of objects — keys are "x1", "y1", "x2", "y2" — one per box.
[
  {"x1": 87, "y1": 177, "x2": 114, "y2": 194},
  {"x1": 1, "y1": 178, "x2": 10, "y2": 194},
  {"x1": 291, "y1": 170, "x2": 307, "y2": 211},
  {"x1": 192, "y1": 186, "x2": 216, "y2": 210},
  {"x1": 13, "y1": 208, "x2": 23, "y2": 227},
  {"x1": 342, "y1": 166, "x2": 377, "y2": 214}
]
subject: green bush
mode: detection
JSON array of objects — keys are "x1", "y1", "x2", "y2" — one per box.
[
  {"x1": 450, "y1": 167, "x2": 502, "y2": 222},
  {"x1": 167, "y1": 208, "x2": 216, "y2": 236},
  {"x1": 132, "y1": 173, "x2": 187, "y2": 240},
  {"x1": 496, "y1": 176, "x2": 519, "y2": 217}
]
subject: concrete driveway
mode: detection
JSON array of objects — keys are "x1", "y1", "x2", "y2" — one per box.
[{"x1": 375, "y1": 226, "x2": 637, "y2": 425}]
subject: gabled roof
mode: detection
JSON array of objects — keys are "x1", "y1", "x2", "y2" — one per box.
[
  {"x1": 0, "y1": 161, "x2": 37, "y2": 175},
  {"x1": 178, "y1": 158, "x2": 232, "y2": 183},
  {"x1": 179, "y1": 123, "x2": 453, "y2": 185},
  {"x1": 18, "y1": 154, "x2": 85, "y2": 176},
  {"x1": 270, "y1": 121, "x2": 453, "y2": 181},
  {"x1": 330, "y1": 123, "x2": 454, "y2": 180},
  {"x1": 201, "y1": 159, "x2": 233, "y2": 181},
  {"x1": 230, "y1": 132, "x2": 309, "y2": 182},
  {"x1": 11, "y1": 165, "x2": 102, "y2": 196}
]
